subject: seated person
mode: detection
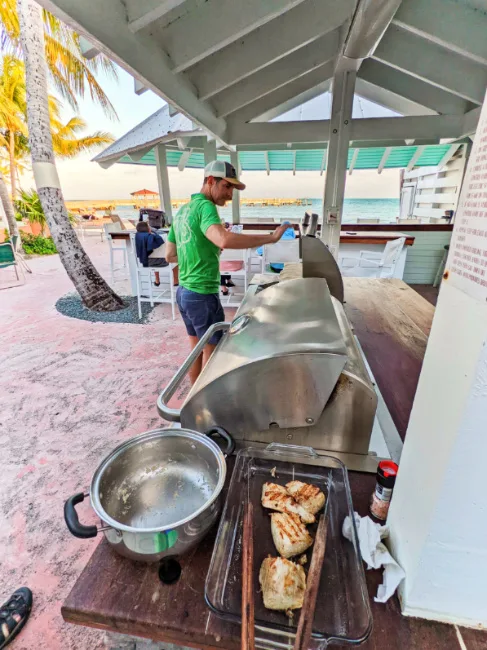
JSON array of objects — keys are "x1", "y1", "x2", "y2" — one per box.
[{"x1": 135, "y1": 221, "x2": 168, "y2": 286}]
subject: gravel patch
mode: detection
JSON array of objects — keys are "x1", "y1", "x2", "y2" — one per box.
[{"x1": 56, "y1": 293, "x2": 156, "y2": 324}]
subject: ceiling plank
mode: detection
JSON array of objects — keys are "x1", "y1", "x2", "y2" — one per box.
[
  {"x1": 228, "y1": 115, "x2": 466, "y2": 145},
  {"x1": 226, "y1": 60, "x2": 335, "y2": 124},
  {"x1": 377, "y1": 147, "x2": 392, "y2": 174},
  {"x1": 36, "y1": 0, "x2": 227, "y2": 142},
  {"x1": 406, "y1": 145, "x2": 426, "y2": 172},
  {"x1": 373, "y1": 25, "x2": 487, "y2": 105},
  {"x1": 160, "y1": 0, "x2": 309, "y2": 73},
  {"x1": 212, "y1": 32, "x2": 339, "y2": 118},
  {"x1": 393, "y1": 0, "x2": 487, "y2": 66},
  {"x1": 186, "y1": 0, "x2": 354, "y2": 100},
  {"x1": 358, "y1": 59, "x2": 473, "y2": 115},
  {"x1": 348, "y1": 148, "x2": 359, "y2": 175},
  {"x1": 127, "y1": 0, "x2": 186, "y2": 33}
]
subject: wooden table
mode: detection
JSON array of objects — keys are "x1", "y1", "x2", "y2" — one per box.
[{"x1": 62, "y1": 279, "x2": 462, "y2": 650}]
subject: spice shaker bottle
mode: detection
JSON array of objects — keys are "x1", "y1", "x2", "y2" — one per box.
[{"x1": 370, "y1": 460, "x2": 399, "y2": 521}]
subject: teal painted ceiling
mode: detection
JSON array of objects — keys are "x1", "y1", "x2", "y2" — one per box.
[{"x1": 118, "y1": 144, "x2": 452, "y2": 171}]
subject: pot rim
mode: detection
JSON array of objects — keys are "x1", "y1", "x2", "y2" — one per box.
[{"x1": 89, "y1": 428, "x2": 226, "y2": 534}]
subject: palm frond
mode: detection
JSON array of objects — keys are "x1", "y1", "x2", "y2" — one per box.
[{"x1": 52, "y1": 129, "x2": 114, "y2": 159}]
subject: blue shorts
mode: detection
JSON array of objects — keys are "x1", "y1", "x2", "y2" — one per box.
[{"x1": 176, "y1": 287, "x2": 225, "y2": 345}]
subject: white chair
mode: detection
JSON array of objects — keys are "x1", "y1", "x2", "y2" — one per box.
[
  {"x1": 104, "y1": 223, "x2": 128, "y2": 282},
  {"x1": 129, "y1": 233, "x2": 176, "y2": 319},
  {"x1": 357, "y1": 218, "x2": 380, "y2": 224},
  {"x1": 220, "y1": 248, "x2": 251, "y2": 307},
  {"x1": 263, "y1": 239, "x2": 300, "y2": 269},
  {"x1": 339, "y1": 237, "x2": 406, "y2": 279}
]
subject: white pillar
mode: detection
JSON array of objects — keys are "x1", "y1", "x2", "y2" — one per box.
[
  {"x1": 155, "y1": 144, "x2": 172, "y2": 223},
  {"x1": 388, "y1": 88, "x2": 487, "y2": 627},
  {"x1": 230, "y1": 150, "x2": 241, "y2": 224},
  {"x1": 203, "y1": 138, "x2": 217, "y2": 166},
  {"x1": 321, "y1": 65, "x2": 355, "y2": 257}
]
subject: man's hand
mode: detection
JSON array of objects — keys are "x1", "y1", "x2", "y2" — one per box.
[{"x1": 270, "y1": 223, "x2": 293, "y2": 243}]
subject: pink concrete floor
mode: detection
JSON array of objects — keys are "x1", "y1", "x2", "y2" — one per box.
[{"x1": 0, "y1": 235, "x2": 235, "y2": 649}]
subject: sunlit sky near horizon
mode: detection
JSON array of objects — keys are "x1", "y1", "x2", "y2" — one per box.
[{"x1": 19, "y1": 64, "x2": 401, "y2": 200}]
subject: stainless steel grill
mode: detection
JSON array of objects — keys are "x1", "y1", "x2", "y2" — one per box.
[{"x1": 158, "y1": 214, "x2": 378, "y2": 468}]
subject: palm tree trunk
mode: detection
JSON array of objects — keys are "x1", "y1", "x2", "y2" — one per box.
[
  {"x1": 17, "y1": 0, "x2": 123, "y2": 311},
  {"x1": 9, "y1": 130, "x2": 17, "y2": 199},
  {"x1": 0, "y1": 170, "x2": 20, "y2": 241}
]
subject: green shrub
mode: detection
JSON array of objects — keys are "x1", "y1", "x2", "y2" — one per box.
[{"x1": 20, "y1": 232, "x2": 57, "y2": 255}]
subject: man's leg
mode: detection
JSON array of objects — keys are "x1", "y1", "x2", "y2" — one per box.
[
  {"x1": 188, "y1": 335, "x2": 203, "y2": 385},
  {"x1": 202, "y1": 343, "x2": 217, "y2": 370}
]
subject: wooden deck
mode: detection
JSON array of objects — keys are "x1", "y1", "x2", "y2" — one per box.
[{"x1": 61, "y1": 279, "x2": 485, "y2": 650}]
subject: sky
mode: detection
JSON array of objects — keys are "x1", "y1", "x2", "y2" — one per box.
[{"x1": 19, "y1": 65, "x2": 401, "y2": 200}]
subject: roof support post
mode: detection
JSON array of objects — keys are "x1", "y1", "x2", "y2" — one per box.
[
  {"x1": 265, "y1": 151, "x2": 270, "y2": 176},
  {"x1": 321, "y1": 63, "x2": 356, "y2": 255},
  {"x1": 203, "y1": 138, "x2": 217, "y2": 166},
  {"x1": 230, "y1": 151, "x2": 241, "y2": 224},
  {"x1": 155, "y1": 144, "x2": 173, "y2": 223}
]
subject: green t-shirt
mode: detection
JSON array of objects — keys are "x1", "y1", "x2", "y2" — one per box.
[{"x1": 167, "y1": 193, "x2": 222, "y2": 294}]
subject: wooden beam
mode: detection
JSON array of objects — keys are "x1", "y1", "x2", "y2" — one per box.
[
  {"x1": 162, "y1": 0, "x2": 309, "y2": 73},
  {"x1": 228, "y1": 115, "x2": 467, "y2": 145},
  {"x1": 406, "y1": 146, "x2": 426, "y2": 172},
  {"x1": 320, "y1": 149, "x2": 327, "y2": 176},
  {"x1": 133, "y1": 78, "x2": 148, "y2": 95},
  {"x1": 188, "y1": 0, "x2": 354, "y2": 100},
  {"x1": 348, "y1": 148, "x2": 359, "y2": 175},
  {"x1": 373, "y1": 25, "x2": 487, "y2": 104},
  {"x1": 377, "y1": 147, "x2": 392, "y2": 174},
  {"x1": 226, "y1": 61, "x2": 334, "y2": 123},
  {"x1": 437, "y1": 144, "x2": 461, "y2": 170},
  {"x1": 203, "y1": 139, "x2": 217, "y2": 166},
  {"x1": 127, "y1": 0, "x2": 186, "y2": 33},
  {"x1": 358, "y1": 59, "x2": 472, "y2": 116},
  {"x1": 212, "y1": 33, "x2": 338, "y2": 118},
  {"x1": 177, "y1": 149, "x2": 192, "y2": 171},
  {"x1": 36, "y1": 0, "x2": 227, "y2": 142},
  {"x1": 393, "y1": 0, "x2": 487, "y2": 66},
  {"x1": 78, "y1": 35, "x2": 99, "y2": 59},
  {"x1": 355, "y1": 78, "x2": 436, "y2": 117},
  {"x1": 155, "y1": 144, "x2": 172, "y2": 220}
]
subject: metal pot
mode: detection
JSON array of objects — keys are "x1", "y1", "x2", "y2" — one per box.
[{"x1": 64, "y1": 427, "x2": 235, "y2": 563}]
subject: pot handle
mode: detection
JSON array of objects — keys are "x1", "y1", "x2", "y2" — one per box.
[
  {"x1": 204, "y1": 426, "x2": 236, "y2": 457},
  {"x1": 64, "y1": 492, "x2": 98, "y2": 539}
]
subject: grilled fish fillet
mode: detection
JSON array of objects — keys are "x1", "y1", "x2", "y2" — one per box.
[
  {"x1": 270, "y1": 512, "x2": 313, "y2": 558},
  {"x1": 259, "y1": 557, "x2": 306, "y2": 611},
  {"x1": 261, "y1": 483, "x2": 315, "y2": 524},
  {"x1": 285, "y1": 480, "x2": 326, "y2": 516}
]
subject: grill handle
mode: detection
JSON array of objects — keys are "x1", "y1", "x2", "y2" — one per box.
[{"x1": 157, "y1": 321, "x2": 231, "y2": 421}]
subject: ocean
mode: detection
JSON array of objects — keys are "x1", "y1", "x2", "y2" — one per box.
[{"x1": 99, "y1": 198, "x2": 400, "y2": 224}]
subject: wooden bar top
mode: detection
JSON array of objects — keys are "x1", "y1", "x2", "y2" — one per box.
[
  {"x1": 62, "y1": 279, "x2": 450, "y2": 650},
  {"x1": 110, "y1": 228, "x2": 414, "y2": 247}
]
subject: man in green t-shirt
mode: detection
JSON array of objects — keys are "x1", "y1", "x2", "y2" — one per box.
[{"x1": 166, "y1": 160, "x2": 291, "y2": 384}]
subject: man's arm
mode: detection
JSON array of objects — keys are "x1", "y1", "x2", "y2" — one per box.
[
  {"x1": 165, "y1": 240, "x2": 178, "y2": 263},
  {"x1": 205, "y1": 223, "x2": 293, "y2": 249}
]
